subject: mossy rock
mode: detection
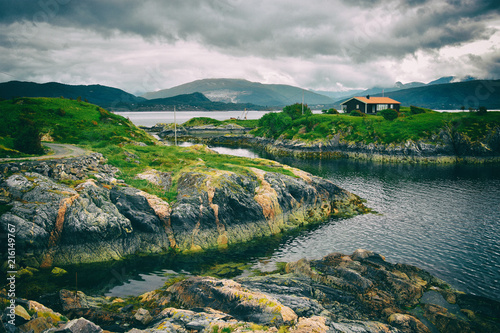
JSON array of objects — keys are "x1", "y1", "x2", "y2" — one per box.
[{"x1": 51, "y1": 267, "x2": 68, "y2": 277}]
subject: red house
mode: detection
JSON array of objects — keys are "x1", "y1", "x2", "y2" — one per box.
[{"x1": 341, "y1": 96, "x2": 401, "y2": 114}]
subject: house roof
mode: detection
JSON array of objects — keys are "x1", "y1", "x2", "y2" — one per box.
[{"x1": 341, "y1": 96, "x2": 401, "y2": 105}]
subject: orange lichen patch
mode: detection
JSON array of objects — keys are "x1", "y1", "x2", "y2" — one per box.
[
  {"x1": 290, "y1": 316, "x2": 330, "y2": 333},
  {"x1": 250, "y1": 168, "x2": 282, "y2": 229},
  {"x1": 138, "y1": 191, "x2": 176, "y2": 248},
  {"x1": 284, "y1": 165, "x2": 312, "y2": 183},
  {"x1": 40, "y1": 194, "x2": 79, "y2": 268},
  {"x1": 205, "y1": 177, "x2": 230, "y2": 248}
]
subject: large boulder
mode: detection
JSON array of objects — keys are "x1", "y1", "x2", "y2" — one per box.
[{"x1": 165, "y1": 276, "x2": 297, "y2": 327}]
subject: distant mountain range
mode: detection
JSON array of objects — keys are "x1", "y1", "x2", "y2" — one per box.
[
  {"x1": 1, "y1": 77, "x2": 498, "y2": 111},
  {"x1": 333, "y1": 76, "x2": 478, "y2": 103},
  {"x1": 0, "y1": 81, "x2": 145, "y2": 109},
  {"x1": 358, "y1": 79, "x2": 500, "y2": 110},
  {"x1": 142, "y1": 78, "x2": 334, "y2": 107}
]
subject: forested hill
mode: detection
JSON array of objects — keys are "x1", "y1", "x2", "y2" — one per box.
[
  {"x1": 133, "y1": 92, "x2": 265, "y2": 111},
  {"x1": 0, "y1": 81, "x2": 145, "y2": 109},
  {"x1": 0, "y1": 81, "x2": 266, "y2": 111}
]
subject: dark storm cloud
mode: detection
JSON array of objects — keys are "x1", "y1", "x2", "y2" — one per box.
[
  {"x1": 1, "y1": 0, "x2": 497, "y2": 61},
  {"x1": 0, "y1": 0, "x2": 498, "y2": 91}
]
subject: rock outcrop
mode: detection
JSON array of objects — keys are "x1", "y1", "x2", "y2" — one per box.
[
  {"x1": 0, "y1": 154, "x2": 367, "y2": 267},
  {"x1": 5, "y1": 250, "x2": 498, "y2": 333},
  {"x1": 159, "y1": 128, "x2": 500, "y2": 163}
]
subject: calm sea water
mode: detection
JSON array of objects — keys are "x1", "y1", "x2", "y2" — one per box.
[
  {"x1": 113, "y1": 110, "x2": 500, "y2": 127},
  {"x1": 254, "y1": 154, "x2": 500, "y2": 301},
  {"x1": 114, "y1": 110, "x2": 272, "y2": 127}
]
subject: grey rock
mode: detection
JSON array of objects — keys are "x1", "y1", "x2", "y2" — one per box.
[
  {"x1": 134, "y1": 308, "x2": 153, "y2": 325},
  {"x1": 59, "y1": 317, "x2": 103, "y2": 333},
  {"x1": 331, "y1": 320, "x2": 401, "y2": 332},
  {"x1": 5, "y1": 174, "x2": 33, "y2": 199},
  {"x1": 110, "y1": 186, "x2": 163, "y2": 233}
]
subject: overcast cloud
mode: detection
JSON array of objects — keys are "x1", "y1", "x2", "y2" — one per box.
[{"x1": 0, "y1": 0, "x2": 499, "y2": 94}]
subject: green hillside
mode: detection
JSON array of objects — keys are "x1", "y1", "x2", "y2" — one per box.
[
  {"x1": 252, "y1": 107, "x2": 500, "y2": 146},
  {"x1": 0, "y1": 81, "x2": 145, "y2": 109},
  {"x1": 0, "y1": 97, "x2": 155, "y2": 157},
  {"x1": 0, "y1": 97, "x2": 294, "y2": 203}
]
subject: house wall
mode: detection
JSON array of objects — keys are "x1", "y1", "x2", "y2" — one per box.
[{"x1": 342, "y1": 99, "x2": 365, "y2": 113}]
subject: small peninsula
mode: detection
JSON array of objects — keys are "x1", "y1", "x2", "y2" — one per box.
[
  {"x1": 0, "y1": 97, "x2": 367, "y2": 267},
  {"x1": 157, "y1": 104, "x2": 500, "y2": 163}
]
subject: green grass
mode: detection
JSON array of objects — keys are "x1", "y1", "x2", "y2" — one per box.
[
  {"x1": 0, "y1": 97, "x2": 155, "y2": 157},
  {"x1": 251, "y1": 109, "x2": 500, "y2": 145},
  {"x1": 0, "y1": 97, "x2": 297, "y2": 203},
  {"x1": 91, "y1": 143, "x2": 296, "y2": 202}
]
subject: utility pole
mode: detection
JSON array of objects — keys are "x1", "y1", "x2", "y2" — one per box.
[
  {"x1": 302, "y1": 90, "x2": 304, "y2": 115},
  {"x1": 174, "y1": 106, "x2": 177, "y2": 146}
]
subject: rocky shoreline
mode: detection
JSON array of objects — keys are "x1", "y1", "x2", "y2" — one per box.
[
  {"x1": 0, "y1": 151, "x2": 367, "y2": 268},
  {"x1": 3, "y1": 250, "x2": 500, "y2": 333},
  {"x1": 156, "y1": 125, "x2": 500, "y2": 163}
]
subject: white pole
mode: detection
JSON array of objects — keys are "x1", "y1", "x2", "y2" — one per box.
[
  {"x1": 174, "y1": 106, "x2": 177, "y2": 146},
  {"x1": 302, "y1": 90, "x2": 304, "y2": 115}
]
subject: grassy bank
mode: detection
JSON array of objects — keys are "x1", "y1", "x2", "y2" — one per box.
[{"x1": 251, "y1": 107, "x2": 500, "y2": 145}]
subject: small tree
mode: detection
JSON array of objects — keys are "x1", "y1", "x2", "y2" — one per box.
[
  {"x1": 258, "y1": 112, "x2": 292, "y2": 138},
  {"x1": 14, "y1": 117, "x2": 43, "y2": 154},
  {"x1": 283, "y1": 103, "x2": 312, "y2": 120},
  {"x1": 478, "y1": 106, "x2": 487, "y2": 115}
]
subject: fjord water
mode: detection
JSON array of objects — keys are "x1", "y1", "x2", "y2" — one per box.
[
  {"x1": 255, "y1": 154, "x2": 500, "y2": 301},
  {"x1": 102, "y1": 145, "x2": 500, "y2": 303}
]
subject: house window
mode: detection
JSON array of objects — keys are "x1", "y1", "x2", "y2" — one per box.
[
  {"x1": 356, "y1": 104, "x2": 359, "y2": 109},
  {"x1": 376, "y1": 104, "x2": 388, "y2": 111}
]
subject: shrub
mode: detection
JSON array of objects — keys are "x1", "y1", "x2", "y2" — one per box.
[
  {"x1": 478, "y1": 106, "x2": 487, "y2": 115},
  {"x1": 258, "y1": 112, "x2": 292, "y2": 138},
  {"x1": 322, "y1": 108, "x2": 339, "y2": 114},
  {"x1": 283, "y1": 103, "x2": 312, "y2": 120},
  {"x1": 350, "y1": 110, "x2": 365, "y2": 117},
  {"x1": 410, "y1": 105, "x2": 426, "y2": 115},
  {"x1": 378, "y1": 108, "x2": 399, "y2": 121}
]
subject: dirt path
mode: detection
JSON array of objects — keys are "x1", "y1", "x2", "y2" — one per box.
[{"x1": 0, "y1": 143, "x2": 90, "y2": 162}]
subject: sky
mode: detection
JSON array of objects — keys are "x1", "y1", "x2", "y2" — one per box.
[{"x1": 1, "y1": 0, "x2": 499, "y2": 95}]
